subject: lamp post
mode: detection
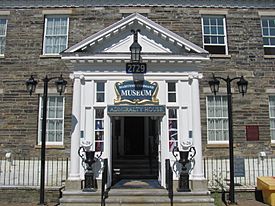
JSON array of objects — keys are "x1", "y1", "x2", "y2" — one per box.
[
  {"x1": 209, "y1": 74, "x2": 248, "y2": 204},
  {"x1": 130, "y1": 29, "x2": 142, "y2": 62},
  {"x1": 26, "y1": 74, "x2": 67, "y2": 205}
]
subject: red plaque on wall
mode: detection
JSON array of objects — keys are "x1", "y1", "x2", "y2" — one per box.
[{"x1": 246, "y1": 125, "x2": 259, "y2": 141}]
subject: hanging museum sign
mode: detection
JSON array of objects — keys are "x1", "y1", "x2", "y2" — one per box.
[{"x1": 114, "y1": 80, "x2": 159, "y2": 104}]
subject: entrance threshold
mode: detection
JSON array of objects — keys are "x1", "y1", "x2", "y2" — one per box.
[{"x1": 112, "y1": 179, "x2": 162, "y2": 189}]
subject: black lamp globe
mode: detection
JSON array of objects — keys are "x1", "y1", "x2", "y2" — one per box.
[
  {"x1": 237, "y1": 76, "x2": 248, "y2": 96},
  {"x1": 130, "y1": 29, "x2": 142, "y2": 62},
  {"x1": 208, "y1": 76, "x2": 220, "y2": 95},
  {"x1": 26, "y1": 75, "x2": 38, "y2": 95},
  {"x1": 55, "y1": 75, "x2": 67, "y2": 95}
]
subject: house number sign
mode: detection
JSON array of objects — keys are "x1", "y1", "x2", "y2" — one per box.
[{"x1": 126, "y1": 63, "x2": 147, "y2": 73}]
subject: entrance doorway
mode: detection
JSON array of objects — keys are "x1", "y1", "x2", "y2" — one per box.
[
  {"x1": 124, "y1": 117, "x2": 144, "y2": 155},
  {"x1": 112, "y1": 116, "x2": 159, "y2": 184}
]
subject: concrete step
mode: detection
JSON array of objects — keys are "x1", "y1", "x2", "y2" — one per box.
[{"x1": 60, "y1": 188, "x2": 215, "y2": 206}]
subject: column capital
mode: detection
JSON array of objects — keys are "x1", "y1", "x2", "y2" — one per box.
[
  {"x1": 188, "y1": 73, "x2": 203, "y2": 80},
  {"x1": 70, "y1": 73, "x2": 85, "y2": 80}
]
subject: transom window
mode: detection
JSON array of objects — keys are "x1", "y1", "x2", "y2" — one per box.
[
  {"x1": 269, "y1": 96, "x2": 275, "y2": 142},
  {"x1": 168, "y1": 108, "x2": 178, "y2": 151},
  {"x1": 43, "y1": 15, "x2": 69, "y2": 55},
  {"x1": 202, "y1": 15, "x2": 228, "y2": 54},
  {"x1": 96, "y1": 82, "x2": 105, "y2": 102},
  {"x1": 167, "y1": 82, "x2": 176, "y2": 102},
  {"x1": 95, "y1": 108, "x2": 104, "y2": 151},
  {"x1": 207, "y1": 96, "x2": 229, "y2": 143},
  {"x1": 0, "y1": 19, "x2": 7, "y2": 55},
  {"x1": 38, "y1": 96, "x2": 65, "y2": 145},
  {"x1": 261, "y1": 18, "x2": 275, "y2": 55}
]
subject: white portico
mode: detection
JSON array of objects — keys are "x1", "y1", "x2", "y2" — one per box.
[{"x1": 61, "y1": 13, "x2": 209, "y2": 188}]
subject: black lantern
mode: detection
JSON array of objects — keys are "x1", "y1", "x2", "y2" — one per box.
[
  {"x1": 26, "y1": 75, "x2": 38, "y2": 95},
  {"x1": 130, "y1": 29, "x2": 142, "y2": 62},
  {"x1": 208, "y1": 75, "x2": 220, "y2": 95},
  {"x1": 237, "y1": 76, "x2": 248, "y2": 96},
  {"x1": 55, "y1": 75, "x2": 67, "y2": 95}
]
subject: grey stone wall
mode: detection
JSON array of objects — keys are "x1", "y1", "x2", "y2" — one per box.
[{"x1": 0, "y1": 6, "x2": 274, "y2": 158}]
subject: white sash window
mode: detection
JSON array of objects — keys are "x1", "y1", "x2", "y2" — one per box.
[
  {"x1": 207, "y1": 96, "x2": 229, "y2": 143},
  {"x1": 0, "y1": 19, "x2": 7, "y2": 55},
  {"x1": 43, "y1": 15, "x2": 69, "y2": 55},
  {"x1": 38, "y1": 96, "x2": 65, "y2": 145},
  {"x1": 269, "y1": 96, "x2": 275, "y2": 142},
  {"x1": 261, "y1": 18, "x2": 275, "y2": 55}
]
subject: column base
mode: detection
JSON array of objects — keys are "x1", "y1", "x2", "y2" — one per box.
[
  {"x1": 64, "y1": 180, "x2": 82, "y2": 191},
  {"x1": 191, "y1": 179, "x2": 209, "y2": 191}
]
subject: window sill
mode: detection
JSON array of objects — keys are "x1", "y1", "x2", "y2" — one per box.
[
  {"x1": 271, "y1": 143, "x2": 275, "y2": 147},
  {"x1": 206, "y1": 144, "x2": 229, "y2": 148},
  {"x1": 35, "y1": 145, "x2": 65, "y2": 149},
  {"x1": 0, "y1": 54, "x2": 5, "y2": 59},
  {"x1": 264, "y1": 55, "x2": 275, "y2": 59},
  {"x1": 40, "y1": 54, "x2": 61, "y2": 59},
  {"x1": 210, "y1": 54, "x2": 231, "y2": 58}
]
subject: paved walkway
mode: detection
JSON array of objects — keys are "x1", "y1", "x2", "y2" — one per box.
[{"x1": 2, "y1": 199, "x2": 269, "y2": 206}]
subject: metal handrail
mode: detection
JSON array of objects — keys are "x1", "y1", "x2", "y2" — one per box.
[
  {"x1": 101, "y1": 158, "x2": 108, "y2": 206},
  {"x1": 165, "y1": 159, "x2": 173, "y2": 206}
]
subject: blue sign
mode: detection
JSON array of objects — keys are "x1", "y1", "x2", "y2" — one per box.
[
  {"x1": 114, "y1": 80, "x2": 159, "y2": 104},
  {"x1": 108, "y1": 105, "x2": 165, "y2": 116}
]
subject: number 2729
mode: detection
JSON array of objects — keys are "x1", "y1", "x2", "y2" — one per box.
[{"x1": 126, "y1": 63, "x2": 147, "y2": 73}]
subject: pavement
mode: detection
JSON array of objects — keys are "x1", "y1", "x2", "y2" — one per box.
[{"x1": 1, "y1": 199, "x2": 269, "y2": 206}]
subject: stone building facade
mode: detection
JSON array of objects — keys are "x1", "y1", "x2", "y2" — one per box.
[{"x1": 0, "y1": 1, "x2": 275, "y2": 162}]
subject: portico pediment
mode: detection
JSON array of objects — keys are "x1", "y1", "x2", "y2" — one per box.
[{"x1": 61, "y1": 13, "x2": 209, "y2": 63}]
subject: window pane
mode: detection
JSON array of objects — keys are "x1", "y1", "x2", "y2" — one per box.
[
  {"x1": 168, "y1": 82, "x2": 175, "y2": 91},
  {"x1": 270, "y1": 38, "x2": 275, "y2": 45},
  {"x1": 211, "y1": 36, "x2": 218, "y2": 44},
  {"x1": 97, "y1": 82, "x2": 105, "y2": 91},
  {"x1": 168, "y1": 109, "x2": 177, "y2": 118},
  {"x1": 95, "y1": 120, "x2": 104, "y2": 130},
  {"x1": 262, "y1": 19, "x2": 268, "y2": 27},
  {"x1": 217, "y1": 18, "x2": 223, "y2": 26},
  {"x1": 218, "y1": 36, "x2": 224, "y2": 44},
  {"x1": 97, "y1": 93, "x2": 104, "y2": 102},
  {"x1": 203, "y1": 17, "x2": 209, "y2": 25},
  {"x1": 210, "y1": 26, "x2": 217, "y2": 34},
  {"x1": 270, "y1": 19, "x2": 275, "y2": 27},
  {"x1": 210, "y1": 18, "x2": 216, "y2": 25},
  {"x1": 204, "y1": 26, "x2": 210, "y2": 34},
  {"x1": 96, "y1": 109, "x2": 104, "y2": 118},
  {"x1": 168, "y1": 93, "x2": 176, "y2": 102},
  {"x1": 204, "y1": 36, "x2": 210, "y2": 44}
]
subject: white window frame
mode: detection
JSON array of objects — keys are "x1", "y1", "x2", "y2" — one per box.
[
  {"x1": 269, "y1": 96, "x2": 275, "y2": 143},
  {"x1": 167, "y1": 81, "x2": 177, "y2": 104},
  {"x1": 201, "y1": 15, "x2": 228, "y2": 55},
  {"x1": 206, "y1": 95, "x2": 229, "y2": 144},
  {"x1": 0, "y1": 18, "x2": 7, "y2": 55},
  {"x1": 261, "y1": 17, "x2": 275, "y2": 55},
  {"x1": 94, "y1": 107, "x2": 105, "y2": 152},
  {"x1": 167, "y1": 107, "x2": 178, "y2": 151},
  {"x1": 95, "y1": 81, "x2": 106, "y2": 103},
  {"x1": 38, "y1": 95, "x2": 65, "y2": 145},
  {"x1": 43, "y1": 15, "x2": 69, "y2": 55}
]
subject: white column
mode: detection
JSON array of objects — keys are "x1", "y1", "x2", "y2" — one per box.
[
  {"x1": 190, "y1": 73, "x2": 205, "y2": 180},
  {"x1": 68, "y1": 74, "x2": 82, "y2": 180}
]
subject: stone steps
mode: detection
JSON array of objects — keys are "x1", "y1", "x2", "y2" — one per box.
[{"x1": 59, "y1": 188, "x2": 215, "y2": 206}]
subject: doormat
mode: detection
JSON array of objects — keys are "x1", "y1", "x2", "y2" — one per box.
[{"x1": 112, "y1": 179, "x2": 162, "y2": 189}]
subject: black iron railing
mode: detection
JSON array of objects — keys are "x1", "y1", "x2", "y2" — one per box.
[
  {"x1": 0, "y1": 156, "x2": 69, "y2": 186},
  {"x1": 101, "y1": 158, "x2": 108, "y2": 206},
  {"x1": 165, "y1": 159, "x2": 173, "y2": 206}
]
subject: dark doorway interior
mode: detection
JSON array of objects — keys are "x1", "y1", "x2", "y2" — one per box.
[{"x1": 124, "y1": 117, "x2": 144, "y2": 155}]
